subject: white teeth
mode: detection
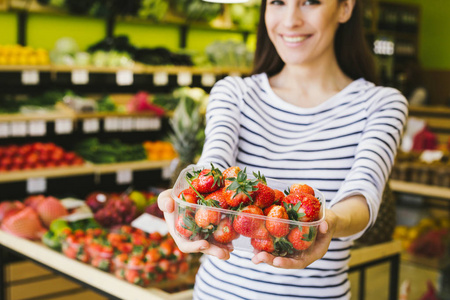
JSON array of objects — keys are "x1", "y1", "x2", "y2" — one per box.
[{"x1": 282, "y1": 36, "x2": 307, "y2": 43}]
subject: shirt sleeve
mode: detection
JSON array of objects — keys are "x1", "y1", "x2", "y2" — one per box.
[
  {"x1": 197, "y1": 76, "x2": 244, "y2": 170},
  {"x1": 329, "y1": 87, "x2": 409, "y2": 240}
]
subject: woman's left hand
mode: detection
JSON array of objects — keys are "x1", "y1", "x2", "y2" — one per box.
[{"x1": 251, "y1": 209, "x2": 338, "y2": 269}]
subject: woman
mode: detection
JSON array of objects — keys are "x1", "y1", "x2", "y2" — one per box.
[{"x1": 158, "y1": 0, "x2": 408, "y2": 298}]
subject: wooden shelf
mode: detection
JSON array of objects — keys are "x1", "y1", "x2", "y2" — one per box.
[
  {"x1": 390, "y1": 179, "x2": 450, "y2": 200},
  {"x1": 0, "y1": 160, "x2": 172, "y2": 183},
  {"x1": 349, "y1": 240, "x2": 402, "y2": 267}
]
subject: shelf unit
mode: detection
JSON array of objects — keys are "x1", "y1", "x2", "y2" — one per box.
[{"x1": 390, "y1": 180, "x2": 450, "y2": 201}]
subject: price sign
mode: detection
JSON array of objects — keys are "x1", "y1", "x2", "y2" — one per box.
[
  {"x1": 177, "y1": 72, "x2": 192, "y2": 86},
  {"x1": 55, "y1": 119, "x2": 73, "y2": 134},
  {"x1": 116, "y1": 70, "x2": 134, "y2": 86},
  {"x1": 131, "y1": 213, "x2": 169, "y2": 235},
  {"x1": 27, "y1": 177, "x2": 47, "y2": 194},
  {"x1": 21, "y1": 70, "x2": 39, "y2": 85},
  {"x1": 83, "y1": 118, "x2": 100, "y2": 133},
  {"x1": 0, "y1": 122, "x2": 9, "y2": 138},
  {"x1": 10, "y1": 121, "x2": 27, "y2": 136},
  {"x1": 150, "y1": 117, "x2": 162, "y2": 130},
  {"x1": 153, "y1": 72, "x2": 169, "y2": 86},
  {"x1": 201, "y1": 73, "x2": 216, "y2": 87},
  {"x1": 28, "y1": 120, "x2": 46, "y2": 136},
  {"x1": 119, "y1": 117, "x2": 134, "y2": 131},
  {"x1": 116, "y1": 169, "x2": 133, "y2": 185},
  {"x1": 71, "y1": 69, "x2": 89, "y2": 85},
  {"x1": 104, "y1": 117, "x2": 120, "y2": 132}
]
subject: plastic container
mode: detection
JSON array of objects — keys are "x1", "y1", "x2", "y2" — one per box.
[
  {"x1": 172, "y1": 165, "x2": 326, "y2": 259},
  {"x1": 61, "y1": 238, "x2": 89, "y2": 263}
]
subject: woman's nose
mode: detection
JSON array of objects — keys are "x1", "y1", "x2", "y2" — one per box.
[{"x1": 283, "y1": 6, "x2": 304, "y2": 28}]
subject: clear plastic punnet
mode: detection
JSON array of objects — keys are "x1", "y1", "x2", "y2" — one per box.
[{"x1": 171, "y1": 164, "x2": 326, "y2": 259}]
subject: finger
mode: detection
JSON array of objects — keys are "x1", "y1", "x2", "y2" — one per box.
[
  {"x1": 251, "y1": 252, "x2": 274, "y2": 265},
  {"x1": 319, "y1": 220, "x2": 329, "y2": 234},
  {"x1": 157, "y1": 189, "x2": 174, "y2": 213},
  {"x1": 202, "y1": 244, "x2": 231, "y2": 260}
]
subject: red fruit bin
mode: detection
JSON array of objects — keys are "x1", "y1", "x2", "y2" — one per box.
[
  {"x1": 172, "y1": 164, "x2": 326, "y2": 259},
  {"x1": 61, "y1": 236, "x2": 89, "y2": 263}
]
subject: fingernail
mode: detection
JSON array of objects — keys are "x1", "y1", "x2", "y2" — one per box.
[
  {"x1": 200, "y1": 245, "x2": 209, "y2": 250},
  {"x1": 165, "y1": 202, "x2": 170, "y2": 211}
]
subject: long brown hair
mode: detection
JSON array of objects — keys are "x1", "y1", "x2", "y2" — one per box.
[{"x1": 252, "y1": 0, "x2": 377, "y2": 84}]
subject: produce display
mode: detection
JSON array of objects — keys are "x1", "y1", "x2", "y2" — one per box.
[
  {"x1": 0, "y1": 142, "x2": 85, "y2": 172},
  {"x1": 204, "y1": 40, "x2": 253, "y2": 68},
  {"x1": 229, "y1": 1, "x2": 260, "y2": 30},
  {"x1": 173, "y1": 164, "x2": 324, "y2": 258},
  {"x1": 0, "y1": 44, "x2": 50, "y2": 65},
  {"x1": 0, "y1": 90, "x2": 64, "y2": 114},
  {"x1": 143, "y1": 140, "x2": 177, "y2": 161},
  {"x1": 171, "y1": 0, "x2": 222, "y2": 22}
]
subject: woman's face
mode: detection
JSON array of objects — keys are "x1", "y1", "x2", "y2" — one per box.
[{"x1": 265, "y1": 0, "x2": 353, "y2": 67}]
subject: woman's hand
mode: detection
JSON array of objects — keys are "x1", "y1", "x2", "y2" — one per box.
[
  {"x1": 157, "y1": 189, "x2": 232, "y2": 260},
  {"x1": 251, "y1": 209, "x2": 338, "y2": 269}
]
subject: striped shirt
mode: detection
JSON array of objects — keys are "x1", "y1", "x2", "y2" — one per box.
[{"x1": 194, "y1": 73, "x2": 408, "y2": 300}]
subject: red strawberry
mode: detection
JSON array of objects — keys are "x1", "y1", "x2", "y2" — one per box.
[
  {"x1": 205, "y1": 189, "x2": 229, "y2": 209},
  {"x1": 175, "y1": 214, "x2": 196, "y2": 238},
  {"x1": 190, "y1": 164, "x2": 223, "y2": 194},
  {"x1": 251, "y1": 238, "x2": 275, "y2": 253},
  {"x1": 224, "y1": 169, "x2": 258, "y2": 207},
  {"x1": 178, "y1": 188, "x2": 199, "y2": 204},
  {"x1": 232, "y1": 205, "x2": 265, "y2": 238},
  {"x1": 273, "y1": 189, "x2": 286, "y2": 204},
  {"x1": 253, "y1": 182, "x2": 275, "y2": 208},
  {"x1": 223, "y1": 166, "x2": 241, "y2": 185},
  {"x1": 265, "y1": 205, "x2": 290, "y2": 238},
  {"x1": 287, "y1": 226, "x2": 315, "y2": 250},
  {"x1": 290, "y1": 183, "x2": 315, "y2": 196},
  {"x1": 195, "y1": 207, "x2": 220, "y2": 229},
  {"x1": 213, "y1": 218, "x2": 239, "y2": 244},
  {"x1": 282, "y1": 192, "x2": 321, "y2": 222}
]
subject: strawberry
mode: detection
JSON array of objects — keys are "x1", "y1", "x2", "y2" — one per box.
[
  {"x1": 188, "y1": 164, "x2": 223, "y2": 194},
  {"x1": 265, "y1": 205, "x2": 290, "y2": 238},
  {"x1": 224, "y1": 169, "x2": 258, "y2": 208},
  {"x1": 213, "y1": 217, "x2": 239, "y2": 244},
  {"x1": 175, "y1": 213, "x2": 200, "y2": 239},
  {"x1": 194, "y1": 207, "x2": 221, "y2": 230},
  {"x1": 253, "y1": 182, "x2": 275, "y2": 209},
  {"x1": 251, "y1": 238, "x2": 275, "y2": 253},
  {"x1": 232, "y1": 205, "x2": 265, "y2": 238},
  {"x1": 223, "y1": 166, "x2": 241, "y2": 184},
  {"x1": 178, "y1": 188, "x2": 199, "y2": 204},
  {"x1": 273, "y1": 189, "x2": 286, "y2": 204},
  {"x1": 205, "y1": 188, "x2": 229, "y2": 209},
  {"x1": 287, "y1": 226, "x2": 315, "y2": 250},
  {"x1": 282, "y1": 192, "x2": 321, "y2": 222},
  {"x1": 145, "y1": 248, "x2": 161, "y2": 263},
  {"x1": 290, "y1": 183, "x2": 315, "y2": 196}
]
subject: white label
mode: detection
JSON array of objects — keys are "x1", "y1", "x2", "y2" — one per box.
[
  {"x1": 229, "y1": 72, "x2": 242, "y2": 78},
  {"x1": 116, "y1": 169, "x2": 133, "y2": 184},
  {"x1": 104, "y1": 117, "x2": 120, "y2": 132},
  {"x1": 116, "y1": 70, "x2": 134, "y2": 86},
  {"x1": 71, "y1": 69, "x2": 89, "y2": 85},
  {"x1": 420, "y1": 150, "x2": 444, "y2": 164},
  {"x1": 150, "y1": 117, "x2": 161, "y2": 130},
  {"x1": 119, "y1": 117, "x2": 134, "y2": 131},
  {"x1": 201, "y1": 73, "x2": 216, "y2": 87},
  {"x1": 131, "y1": 213, "x2": 168, "y2": 234},
  {"x1": 0, "y1": 123, "x2": 9, "y2": 138},
  {"x1": 28, "y1": 120, "x2": 46, "y2": 136},
  {"x1": 83, "y1": 118, "x2": 100, "y2": 133},
  {"x1": 10, "y1": 121, "x2": 27, "y2": 136},
  {"x1": 21, "y1": 70, "x2": 39, "y2": 85},
  {"x1": 54, "y1": 119, "x2": 73, "y2": 134},
  {"x1": 27, "y1": 177, "x2": 47, "y2": 194},
  {"x1": 177, "y1": 72, "x2": 192, "y2": 86},
  {"x1": 153, "y1": 72, "x2": 169, "y2": 86},
  {"x1": 162, "y1": 164, "x2": 172, "y2": 180}
]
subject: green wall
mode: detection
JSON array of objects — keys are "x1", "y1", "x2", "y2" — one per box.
[
  {"x1": 0, "y1": 12, "x2": 17, "y2": 45},
  {"x1": 115, "y1": 22, "x2": 179, "y2": 50},
  {"x1": 385, "y1": 0, "x2": 450, "y2": 70}
]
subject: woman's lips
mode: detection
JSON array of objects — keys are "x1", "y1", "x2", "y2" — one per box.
[{"x1": 282, "y1": 35, "x2": 309, "y2": 43}]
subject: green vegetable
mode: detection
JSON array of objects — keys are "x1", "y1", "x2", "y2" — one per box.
[{"x1": 42, "y1": 231, "x2": 62, "y2": 251}]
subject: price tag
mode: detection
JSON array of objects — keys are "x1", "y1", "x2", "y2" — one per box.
[
  {"x1": 116, "y1": 169, "x2": 133, "y2": 184},
  {"x1": 162, "y1": 164, "x2": 173, "y2": 180},
  {"x1": 153, "y1": 72, "x2": 169, "y2": 86},
  {"x1": 83, "y1": 118, "x2": 100, "y2": 133},
  {"x1": 27, "y1": 177, "x2": 47, "y2": 194},
  {"x1": 21, "y1": 70, "x2": 39, "y2": 85},
  {"x1": 420, "y1": 150, "x2": 444, "y2": 164},
  {"x1": 201, "y1": 73, "x2": 216, "y2": 87},
  {"x1": 131, "y1": 213, "x2": 169, "y2": 234},
  {"x1": 150, "y1": 117, "x2": 162, "y2": 130},
  {"x1": 71, "y1": 69, "x2": 89, "y2": 85},
  {"x1": 0, "y1": 122, "x2": 9, "y2": 138},
  {"x1": 104, "y1": 117, "x2": 120, "y2": 132},
  {"x1": 55, "y1": 119, "x2": 73, "y2": 134},
  {"x1": 28, "y1": 120, "x2": 46, "y2": 136},
  {"x1": 10, "y1": 121, "x2": 27, "y2": 136},
  {"x1": 229, "y1": 72, "x2": 242, "y2": 78},
  {"x1": 119, "y1": 117, "x2": 134, "y2": 131},
  {"x1": 177, "y1": 72, "x2": 192, "y2": 86},
  {"x1": 116, "y1": 70, "x2": 134, "y2": 86}
]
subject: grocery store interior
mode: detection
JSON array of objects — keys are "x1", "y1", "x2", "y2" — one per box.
[{"x1": 0, "y1": 0, "x2": 449, "y2": 299}]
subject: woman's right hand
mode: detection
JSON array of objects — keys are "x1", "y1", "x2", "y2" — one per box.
[{"x1": 157, "y1": 189, "x2": 231, "y2": 260}]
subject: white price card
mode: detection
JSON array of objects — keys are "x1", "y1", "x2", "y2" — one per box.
[
  {"x1": 104, "y1": 117, "x2": 120, "y2": 132},
  {"x1": 119, "y1": 117, "x2": 134, "y2": 131},
  {"x1": 71, "y1": 69, "x2": 89, "y2": 85},
  {"x1": 229, "y1": 72, "x2": 242, "y2": 78},
  {"x1": 116, "y1": 70, "x2": 134, "y2": 86},
  {"x1": 153, "y1": 71, "x2": 169, "y2": 86},
  {"x1": 0, "y1": 122, "x2": 9, "y2": 138},
  {"x1": 131, "y1": 213, "x2": 169, "y2": 235},
  {"x1": 21, "y1": 70, "x2": 39, "y2": 85},
  {"x1": 116, "y1": 169, "x2": 133, "y2": 185},
  {"x1": 177, "y1": 71, "x2": 192, "y2": 86},
  {"x1": 10, "y1": 121, "x2": 27, "y2": 137},
  {"x1": 27, "y1": 177, "x2": 47, "y2": 194},
  {"x1": 54, "y1": 119, "x2": 73, "y2": 134},
  {"x1": 150, "y1": 117, "x2": 162, "y2": 130},
  {"x1": 83, "y1": 118, "x2": 100, "y2": 133},
  {"x1": 201, "y1": 73, "x2": 216, "y2": 87},
  {"x1": 28, "y1": 120, "x2": 46, "y2": 136}
]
